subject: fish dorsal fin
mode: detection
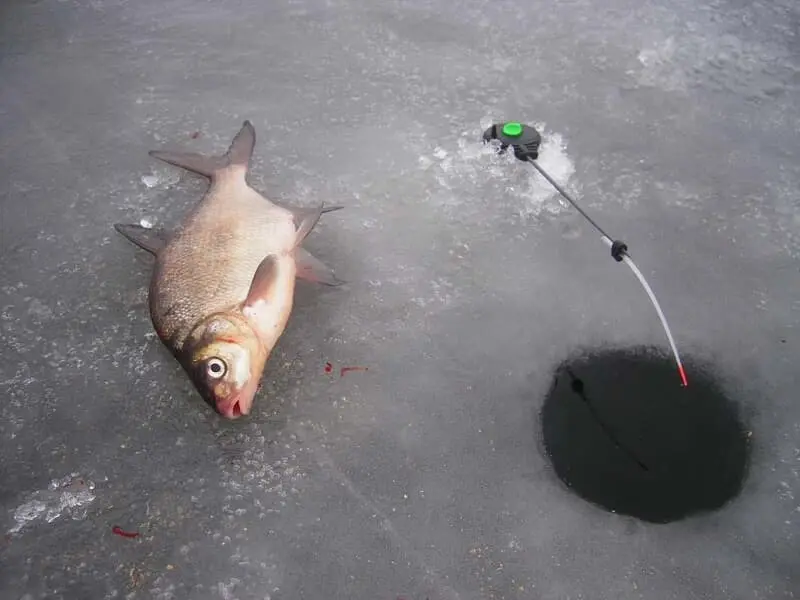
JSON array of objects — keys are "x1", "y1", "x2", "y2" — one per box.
[
  {"x1": 243, "y1": 254, "x2": 280, "y2": 308},
  {"x1": 148, "y1": 120, "x2": 256, "y2": 179},
  {"x1": 113, "y1": 223, "x2": 169, "y2": 255}
]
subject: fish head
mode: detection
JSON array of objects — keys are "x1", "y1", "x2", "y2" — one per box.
[{"x1": 183, "y1": 314, "x2": 268, "y2": 419}]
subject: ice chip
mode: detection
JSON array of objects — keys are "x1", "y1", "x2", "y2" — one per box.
[
  {"x1": 141, "y1": 175, "x2": 159, "y2": 188},
  {"x1": 8, "y1": 474, "x2": 96, "y2": 535},
  {"x1": 162, "y1": 171, "x2": 181, "y2": 186},
  {"x1": 12, "y1": 500, "x2": 47, "y2": 532}
]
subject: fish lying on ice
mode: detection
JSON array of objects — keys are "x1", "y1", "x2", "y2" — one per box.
[{"x1": 114, "y1": 120, "x2": 343, "y2": 419}]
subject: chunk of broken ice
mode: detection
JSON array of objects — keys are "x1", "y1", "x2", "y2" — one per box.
[{"x1": 141, "y1": 175, "x2": 159, "y2": 188}]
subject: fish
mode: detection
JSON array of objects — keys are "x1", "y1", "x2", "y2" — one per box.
[{"x1": 114, "y1": 120, "x2": 343, "y2": 419}]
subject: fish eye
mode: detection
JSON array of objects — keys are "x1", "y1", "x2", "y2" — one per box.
[{"x1": 206, "y1": 358, "x2": 227, "y2": 379}]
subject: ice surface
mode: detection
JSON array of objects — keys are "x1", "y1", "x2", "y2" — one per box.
[
  {"x1": 9, "y1": 474, "x2": 96, "y2": 534},
  {"x1": 141, "y1": 175, "x2": 159, "y2": 188},
  {"x1": 417, "y1": 119, "x2": 578, "y2": 223},
  {"x1": 1, "y1": 0, "x2": 799, "y2": 598}
]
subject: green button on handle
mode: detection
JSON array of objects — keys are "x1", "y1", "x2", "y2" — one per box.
[{"x1": 502, "y1": 122, "x2": 523, "y2": 137}]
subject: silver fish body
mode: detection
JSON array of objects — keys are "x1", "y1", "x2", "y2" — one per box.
[{"x1": 115, "y1": 121, "x2": 343, "y2": 418}]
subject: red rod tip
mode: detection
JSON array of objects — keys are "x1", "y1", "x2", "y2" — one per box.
[{"x1": 678, "y1": 365, "x2": 688, "y2": 387}]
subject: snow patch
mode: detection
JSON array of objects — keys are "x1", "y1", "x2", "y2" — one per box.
[
  {"x1": 8, "y1": 473, "x2": 96, "y2": 534},
  {"x1": 417, "y1": 118, "x2": 579, "y2": 223}
]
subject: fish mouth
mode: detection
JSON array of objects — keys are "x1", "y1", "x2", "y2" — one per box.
[
  {"x1": 217, "y1": 395, "x2": 249, "y2": 419},
  {"x1": 216, "y1": 381, "x2": 258, "y2": 419}
]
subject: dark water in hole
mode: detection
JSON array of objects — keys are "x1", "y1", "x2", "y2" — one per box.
[{"x1": 540, "y1": 346, "x2": 751, "y2": 523}]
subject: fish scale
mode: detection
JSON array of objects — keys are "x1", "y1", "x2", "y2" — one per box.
[{"x1": 151, "y1": 180, "x2": 297, "y2": 352}]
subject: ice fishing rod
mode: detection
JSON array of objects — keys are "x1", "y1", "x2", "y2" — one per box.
[{"x1": 482, "y1": 121, "x2": 688, "y2": 387}]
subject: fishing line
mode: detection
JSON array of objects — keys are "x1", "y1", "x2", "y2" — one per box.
[{"x1": 482, "y1": 121, "x2": 688, "y2": 387}]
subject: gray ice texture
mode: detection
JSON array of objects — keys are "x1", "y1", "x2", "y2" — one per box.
[{"x1": 1, "y1": 0, "x2": 798, "y2": 599}]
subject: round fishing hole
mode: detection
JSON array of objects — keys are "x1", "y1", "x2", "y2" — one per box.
[{"x1": 540, "y1": 346, "x2": 751, "y2": 523}]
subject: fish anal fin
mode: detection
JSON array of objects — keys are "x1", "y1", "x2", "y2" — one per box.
[
  {"x1": 269, "y1": 196, "x2": 345, "y2": 215},
  {"x1": 286, "y1": 203, "x2": 344, "y2": 219},
  {"x1": 288, "y1": 203, "x2": 327, "y2": 248},
  {"x1": 113, "y1": 223, "x2": 168, "y2": 255},
  {"x1": 294, "y1": 247, "x2": 344, "y2": 286}
]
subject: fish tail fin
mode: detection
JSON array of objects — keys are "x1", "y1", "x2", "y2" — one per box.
[
  {"x1": 114, "y1": 223, "x2": 168, "y2": 255},
  {"x1": 225, "y1": 120, "x2": 256, "y2": 169},
  {"x1": 148, "y1": 120, "x2": 256, "y2": 179},
  {"x1": 148, "y1": 150, "x2": 228, "y2": 178}
]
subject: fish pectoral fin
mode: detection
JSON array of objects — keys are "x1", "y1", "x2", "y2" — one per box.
[
  {"x1": 294, "y1": 247, "x2": 345, "y2": 286},
  {"x1": 113, "y1": 223, "x2": 169, "y2": 255},
  {"x1": 243, "y1": 254, "x2": 281, "y2": 309},
  {"x1": 149, "y1": 120, "x2": 256, "y2": 179}
]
